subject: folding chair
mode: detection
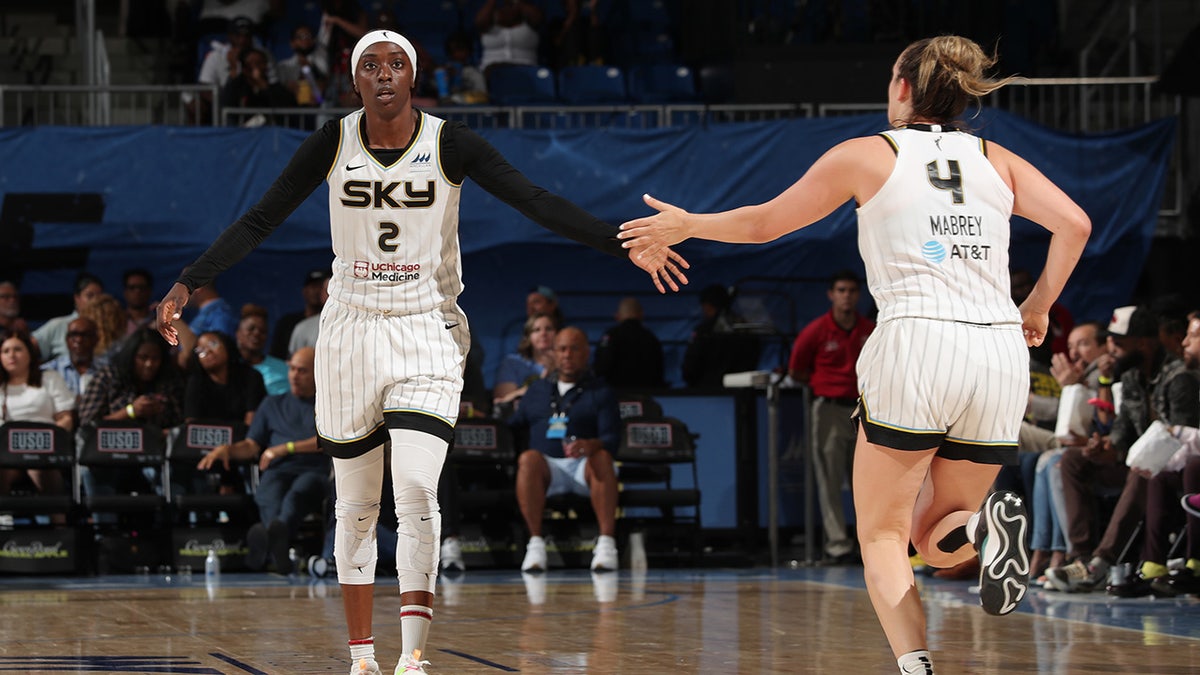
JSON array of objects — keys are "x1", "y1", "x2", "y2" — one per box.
[{"x1": 0, "y1": 421, "x2": 80, "y2": 573}]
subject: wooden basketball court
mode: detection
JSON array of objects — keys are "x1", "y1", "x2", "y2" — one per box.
[{"x1": 1, "y1": 566, "x2": 1198, "y2": 674}]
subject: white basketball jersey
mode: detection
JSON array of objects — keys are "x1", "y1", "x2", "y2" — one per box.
[
  {"x1": 326, "y1": 109, "x2": 462, "y2": 315},
  {"x1": 856, "y1": 127, "x2": 1019, "y2": 325}
]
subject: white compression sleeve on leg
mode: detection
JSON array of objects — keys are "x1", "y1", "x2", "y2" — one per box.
[
  {"x1": 389, "y1": 428, "x2": 448, "y2": 594},
  {"x1": 333, "y1": 447, "x2": 385, "y2": 585}
]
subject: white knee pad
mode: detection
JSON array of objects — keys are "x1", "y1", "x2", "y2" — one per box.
[
  {"x1": 334, "y1": 501, "x2": 380, "y2": 585},
  {"x1": 395, "y1": 511, "x2": 440, "y2": 594}
]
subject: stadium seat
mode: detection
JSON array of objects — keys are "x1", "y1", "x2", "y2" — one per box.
[
  {"x1": 486, "y1": 64, "x2": 557, "y2": 105},
  {"x1": 557, "y1": 65, "x2": 627, "y2": 104},
  {"x1": 628, "y1": 64, "x2": 697, "y2": 103}
]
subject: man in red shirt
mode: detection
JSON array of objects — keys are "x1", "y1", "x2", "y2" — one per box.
[{"x1": 789, "y1": 270, "x2": 875, "y2": 563}]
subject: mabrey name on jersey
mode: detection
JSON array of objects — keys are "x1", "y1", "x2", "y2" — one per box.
[{"x1": 341, "y1": 179, "x2": 436, "y2": 209}]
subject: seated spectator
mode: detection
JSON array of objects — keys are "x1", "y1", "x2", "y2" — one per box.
[
  {"x1": 197, "y1": 347, "x2": 328, "y2": 574},
  {"x1": 276, "y1": 23, "x2": 328, "y2": 109},
  {"x1": 510, "y1": 326, "x2": 620, "y2": 572},
  {"x1": 526, "y1": 285, "x2": 563, "y2": 325},
  {"x1": 79, "y1": 328, "x2": 185, "y2": 429},
  {"x1": 0, "y1": 281, "x2": 30, "y2": 335},
  {"x1": 80, "y1": 293, "x2": 130, "y2": 361},
  {"x1": 77, "y1": 328, "x2": 185, "y2": 508},
  {"x1": 189, "y1": 16, "x2": 258, "y2": 125},
  {"x1": 592, "y1": 297, "x2": 664, "y2": 389},
  {"x1": 185, "y1": 331, "x2": 266, "y2": 427},
  {"x1": 442, "y1": 31, "x2": 488, "y2": 104},
  {"x1": 681, "y1": 284, "x2": 761, "y2": 388},
  {"x1": 288, "y1": 276, "x2": 329, "y2": 355},
  {"x1": 1131, "y1": 315, "x2": 1200, "y2": 596},
  {"x1": 184, "y1": 330, "x2": 266, "y2": 498},
  {"x1": 550, "y1": 0, "x2": 606, "y2": 68},
  {"x1": 494, "y1": 313, "x2": 558, "y2": 407},
  {"x1": 1028, "y1": 322, "x2": 1107, "y2": 582},
  {"x1": 122, "y1": 268, "x2": 156, "y2": 334},
  {"x1": 1047, "y1": 305, "x2": 1199, "y2": 593},
  {"x1": 41, "y1": 317, "x2": 107, "y2": 404},
  {"x1": 0, "y1": 330, "x2": 74, "y2": 503},
  {"x1": 271, "y1": 268, "x2": 330, "y2": 359},
  {"x1": 32, "y1": 272, "x2": 104, "y2": 364},
  {"x1": 237, "y1": 304, "x2": 288, "y2": 395},
  {"x1": 476, "y1": 0, "x2": 543, "y2": 75},
  {"x1": 221, "y1": 46, "x2": 297, "y2": 122}
]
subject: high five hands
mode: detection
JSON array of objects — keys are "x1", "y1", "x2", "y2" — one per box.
[{"x1": 621, "y1": 194, "x2": 691, "y2": 293}]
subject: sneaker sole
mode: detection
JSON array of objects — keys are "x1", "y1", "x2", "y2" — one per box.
[
  {"x1": 1181, "y1": 495, "x2": 1200, "y2": 520},
  {"x1": 977, "y1": 491, "x2": 1030, "y2": 615}
]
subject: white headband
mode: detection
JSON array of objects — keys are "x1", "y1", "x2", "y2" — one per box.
[{"x1": 350, "y1": 30, "x2": 417, "y2": 78}]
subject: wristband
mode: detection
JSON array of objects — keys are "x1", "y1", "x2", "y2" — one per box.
[
  {"x1": 286, "y1": 441, "x2": 296, "y2": 454},
  {"x1": 126, "y1": 403, "x2": 136, "y2": 419},
  {"x1": 1098, "y1": 375, "x2": 1114, "y2": 386}
]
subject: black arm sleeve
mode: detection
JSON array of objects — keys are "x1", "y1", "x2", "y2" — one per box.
[
  {"x1": 440, "y1": 121, "x2": 629, "y2": 259},
  {"x1": 176, "y1": 120, "x2": 341, "y2": 291}
]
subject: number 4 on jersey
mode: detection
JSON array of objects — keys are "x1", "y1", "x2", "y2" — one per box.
[{"x1": 926, "y1": 159, "x2": 964, "y2": 205}]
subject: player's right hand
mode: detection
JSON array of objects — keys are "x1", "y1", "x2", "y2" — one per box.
[{"x1": 157, "y1": 283, "x2": 191, "y2": 346}]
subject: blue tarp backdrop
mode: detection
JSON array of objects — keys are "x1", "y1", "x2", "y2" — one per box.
[{"x1": 0, "y1": 109, "x2": 1175, "y2": 386}]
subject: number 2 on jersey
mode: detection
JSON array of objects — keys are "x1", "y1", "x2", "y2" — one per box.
[
  {"x1": 926, "y1": 159, "x2": 964, "y2": 205},
  {"x1": 378, "y1": 221, "x2": 400, "y2": 252}
]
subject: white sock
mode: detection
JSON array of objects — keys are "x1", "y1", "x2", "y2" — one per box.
[
  {"x1": 400, "y1": 604, "x2": 433, "y2": 659},
  {"x1": 898, "y1": 649, "x2": 935, "y2": 674},
  {"x1": 965, "y1": 511, "x2": 981, "y2": 545},
  {"x1": 348, "y1": 636, "x2": 375, "y2": 663}
]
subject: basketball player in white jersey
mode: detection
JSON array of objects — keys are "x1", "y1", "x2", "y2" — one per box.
[
  {"x1": 156, "y1": 30, "x2": 689, "y2": 675},
  {"x1": 619, "y1": 36, "x2": 1090, "y2": 675}
]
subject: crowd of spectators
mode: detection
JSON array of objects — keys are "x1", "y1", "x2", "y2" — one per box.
[{"x1": 133, "y1": 0, "x2": 1066, "y2": 126}]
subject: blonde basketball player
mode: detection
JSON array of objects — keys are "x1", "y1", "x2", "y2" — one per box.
[
  {"x1": 157, "y1": 30, "x2": 688, "y2": 675},
  {"x1": 619, "y1": 36, "x2": 1090, "y2": 675}
]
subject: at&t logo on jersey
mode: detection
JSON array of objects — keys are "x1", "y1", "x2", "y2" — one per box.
[{"x1": 921, "y1": 241, "x2": 947, "y2": 263}]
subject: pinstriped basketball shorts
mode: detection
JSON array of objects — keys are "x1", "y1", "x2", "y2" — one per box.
[
  {"x1": 314, "y1": 299, "x2": 469, "y2": 451},
  {"x1": 856, "y1": 317, "x2": 1028, "y2": 462}
]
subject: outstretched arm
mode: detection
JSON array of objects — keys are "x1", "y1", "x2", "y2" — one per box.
[
  {"x1": 443, "y1": 122, "x2": 689, "y2": 292},
  {"x1": 618, "y1": 137, "x2": 875, "y2": 250},
  {"x1": 158, "y1": 122, "x2": 338, "y2": 343}
]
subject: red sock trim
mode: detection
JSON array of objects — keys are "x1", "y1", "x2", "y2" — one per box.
[
  {"x1": 348, "y1": 638, "x2": 374, "y2": 646},
  {"x1": 400, "y1": 609, "x2": 432, "y2": 620}
]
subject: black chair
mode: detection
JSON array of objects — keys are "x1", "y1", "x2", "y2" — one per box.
[
  {"x1": 0, "y1": 421, "x2": 81, "y2": 573},
  {"x1": 165, "y1": 419, "x2": 254, "y2": 515},
  {"x1": 76, "y1": 420, "x2": 169, "y2": 572},
  {"x1": 616, "y1": 413, "x2": 702, "y2": 564},
  {"x1": 449, "y1": 420, "x2": 522, "y2": 568},
  {"x1": 617, "y1": 392, "x2": 664, "y2": 420},
  {"x1": 165, "y1": 419, "x2": 259, "y2": 571},
  {"x1": 0, "y1": 421, "x2": 75, "y2": 517}
]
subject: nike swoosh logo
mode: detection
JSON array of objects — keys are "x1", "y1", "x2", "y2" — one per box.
[
  {"x1": 346, "y1": 163, "x2": 366, "y2": 171},
  {"x1": 356, "y1": 516, "x2": 369, "y2": 521},
  {"x1": 444, "y1": 322, "x2": 459, "y2": 330},
  {"x1": 420, "y1": 516, "x2": 434, "y2": 521}
]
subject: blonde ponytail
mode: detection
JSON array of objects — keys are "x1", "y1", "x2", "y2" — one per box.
[{"x1": 897, "y1": 36, "x2": 1020, "y2": 125}]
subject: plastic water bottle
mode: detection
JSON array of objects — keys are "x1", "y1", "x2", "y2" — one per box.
[
  {"x1": 205, "y1": 547, "x2": 220, "y2": 579},
  {"x1": 629, "y1": 531, "x2": 648, "y2": 571}
]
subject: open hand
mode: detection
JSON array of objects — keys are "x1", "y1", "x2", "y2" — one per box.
[
  {"x1": 619, "y1": 194, "x2": 691, "y2": 251},
  {"x1": 157, "y1": 283, "x2": 191, "y2": 346}
]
